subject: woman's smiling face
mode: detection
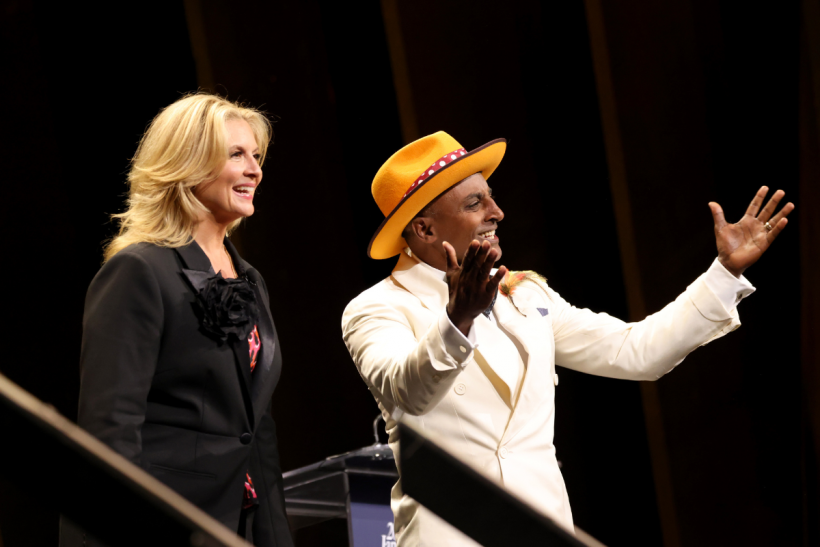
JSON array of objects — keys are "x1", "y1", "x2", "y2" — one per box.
[{"x1": 194, "y1": 119, "x2": 262, "y2": 225}]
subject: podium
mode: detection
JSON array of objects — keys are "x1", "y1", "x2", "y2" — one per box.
[
  {"x1": 283, "y1": 419, "x2": 605, "y2": 547},
  {"x1": 283, "y1": 442, "x2": 398, "y2": 547}
]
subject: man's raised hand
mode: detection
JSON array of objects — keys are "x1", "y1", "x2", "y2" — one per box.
[
  {"x1": 709, "y1": 186, "x2": 795, "y2": 278},
  {"x1": 443, "y1": 240, "x2": 507, "y2": 336}
]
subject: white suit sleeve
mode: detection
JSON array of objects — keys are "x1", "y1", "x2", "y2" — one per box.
[
  {"x1": 702, "y1": 258, "x2": 755, "y2": 312},
  {"x1": 439, "y1": 309, "x2": 478, "y2": 357},
  {"x1": 342, "y1": 294, "x2": 475, "y2": 416},
  {"x1": 534, "y1": 259, "x2": 754, "y2": 381}
]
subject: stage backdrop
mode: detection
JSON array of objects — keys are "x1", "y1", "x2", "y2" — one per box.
[{"x1": 0, "y1": 1, "x2": 814, "y2": 546}]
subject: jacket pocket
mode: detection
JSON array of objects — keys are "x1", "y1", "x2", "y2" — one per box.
[{"x1": 150, "y1": 463, "x2": 216, "y2": 480}]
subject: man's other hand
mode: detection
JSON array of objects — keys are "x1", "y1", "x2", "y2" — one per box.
[
  {"x1": 443, "y1": 240, "x2": 507, "y2": 336},
  {"x1": 709, "y1": 186, "x2": 795, "y2": 278}
]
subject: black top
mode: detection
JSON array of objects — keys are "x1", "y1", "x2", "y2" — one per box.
[{"x1": 72, "y1": 239, "x2": 293, "y2": 546}]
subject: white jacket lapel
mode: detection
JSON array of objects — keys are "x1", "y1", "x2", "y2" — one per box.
[
  {"x1": 473, "y1": 315, "x2": 522, "y2": 407},
  {"x1": 493, "y1": 293, "x2": 555, "y2": 443}
]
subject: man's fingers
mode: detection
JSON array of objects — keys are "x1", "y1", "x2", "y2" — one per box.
[
  {"x1": 768, "y1": 200, "x2": 795, "y2": 226},
  {"x1": 460, "y1": 240, "x2": 480, "y2": 274},
  {"x1": 464, "y1": 240, "x2": 489, "y2": 281},
  {"x1": 757, "y1": 189, "x2": 784, "y2": 222},
  {"x1": 745, "y1": 186, "x2": 768, "y2": 217},
  {"x1": 478, "y1": 246, "x2": 498, "y2": 281},
  {"x1": 474, "y1": 240, "x2": 491, "y2": 269},
  {"x1": 709, "y1": 202, "x2": 727, "y2": 232},
  {"x1": 767, "y1": 217, "x2": 789, "y2": 242},
  {"x1": 487, "y1": 266, "x2": 507, "y2": 293},
  {"x1": 443, "y1": 241, "x2": 459, "y2": 273}
]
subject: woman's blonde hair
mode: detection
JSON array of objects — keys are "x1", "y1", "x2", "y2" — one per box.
[{"x1": 103, "y1": 92, "x2": 271, "y2": 262}]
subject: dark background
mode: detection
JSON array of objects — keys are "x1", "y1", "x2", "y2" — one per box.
[{"x1": 1, "y1": 0, "x2": 817, "y2": 546}]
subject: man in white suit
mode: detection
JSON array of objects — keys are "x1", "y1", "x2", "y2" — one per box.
[{"x1": 342, "y1": 131, "x2": 793, "y2": 546}]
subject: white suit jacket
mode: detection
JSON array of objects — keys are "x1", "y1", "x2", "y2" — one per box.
[{"x1": 342, "y1": 250, "x2": 750, "y2": 546}]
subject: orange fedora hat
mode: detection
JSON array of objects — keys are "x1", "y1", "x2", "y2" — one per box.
[{"x1": 368, "y1": 131, "x2": 507, "y2": 259}]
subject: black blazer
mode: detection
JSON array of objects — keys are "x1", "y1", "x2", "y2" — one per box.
[{"x1": 70, "y1": 239, "x2": 292, "y2": 546}]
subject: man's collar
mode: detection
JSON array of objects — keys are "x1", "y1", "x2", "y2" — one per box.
[
  {"x1": 391, "y1": 248, "x2": 449, "y2": 312},
  {"x1": 391, "y1": 247, "x2": 500, "y2": 314}
]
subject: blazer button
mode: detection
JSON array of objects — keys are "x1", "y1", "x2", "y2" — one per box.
[
  {"x1": 499, "y1": 447, "x2": 508, "y2": 459},
  {"x1": 240, "y1": 433, "x2": 253, "y2": 445},
  {"x1": 554, "y1": 373, "x2": 559, "y2": 387},
  {"x1": 454, "y1": 383, "x2": 467, "y2": 395}
]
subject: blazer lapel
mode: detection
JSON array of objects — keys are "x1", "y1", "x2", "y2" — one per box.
[
  {"x1": 251, "y1": 326, "x2": 281, "y2": 419},
  {"x1": 175, "y1": 239, "x2": 212, "y2": 272},
  {"x1": 244, "y1": 266, "x2": 282, "y2": 420},
  {"x1": 224, "y1": 240, "x2": 285, "y2": 425},
  {"x1": 473, "y1": 315, "x2": 520, "y2": 407},
  {"x1": 175, "y1": 240, "x2": 256, "y2": 429},
  {"x1": 494, "y1": 294, "x2": 554, "y2": 444}
]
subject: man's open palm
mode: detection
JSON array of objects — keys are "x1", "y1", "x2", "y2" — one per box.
[
  {"x1": 443, "y1": 240, "x2": 507, "y2": 336},
  {"x1": 710, "y1": 186, "x2": 794, "y2": 278}
]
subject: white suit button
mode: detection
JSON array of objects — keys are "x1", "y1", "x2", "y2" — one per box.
[
  {"x1": 459, "y1": 345, "x2": 467, "y2": 354},
  {"x1": 432, "y1": 374, "x2": 441, "y2": 383},
  {"x1": 554, "y1": 373, "x2": 559, "y2": 386},
  {"x1": 499, "y1": 447, "x2": 508, "y2": 458},
  {"x1": 455, "y1": 383, "x2": 466, "y2": 395}
]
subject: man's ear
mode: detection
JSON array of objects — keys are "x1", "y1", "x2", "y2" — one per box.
[{"x1": 407, "y1": 216, "x2": 437, "y2": 243}]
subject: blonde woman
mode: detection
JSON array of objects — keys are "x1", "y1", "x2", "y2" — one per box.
[{"x1": 64, "y1": 93, "x2": 293, "y2": 546}]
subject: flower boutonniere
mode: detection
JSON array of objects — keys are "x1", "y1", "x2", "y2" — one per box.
[
  {"x1": 499, "y1": 270, "x2": 546, "y2": 297},
  {"x1": 498, "y1": 270, "x2": 547, "y2": 316},
  {"x1": 183, "y1": 269, "x2": 259, "y2": 342}
]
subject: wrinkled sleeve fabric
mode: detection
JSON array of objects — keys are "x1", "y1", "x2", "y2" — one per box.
[
  {"x1": 703, "y1": 258, "x2": 755, "y2": 313},
  {"x1": 77, "y1": 250, "x2": 163, "y2": 466},
  {"x1": 534, "y1": 259, "x2": 754, "y2": 381},
  {"x1": 342, "y1": 292, "x2": 474, "y2": 417}
]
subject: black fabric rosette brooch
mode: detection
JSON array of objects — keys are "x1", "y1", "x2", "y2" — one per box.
[{"x1": 183, "y1": 269, "x2": 259, "y2": 342}]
